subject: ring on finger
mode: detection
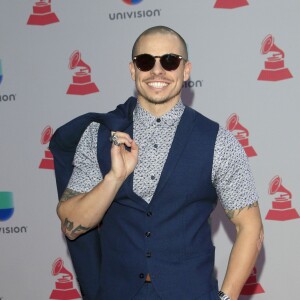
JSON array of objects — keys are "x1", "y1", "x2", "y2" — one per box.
[{"x1": 110, "y1": 132, "x2": 120, "y2": 146}]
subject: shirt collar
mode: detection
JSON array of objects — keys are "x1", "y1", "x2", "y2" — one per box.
[{"x1": 133, "y1": 100, "x2": 185, "y2": 127}]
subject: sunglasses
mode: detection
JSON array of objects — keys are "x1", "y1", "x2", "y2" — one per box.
[{"x1": 133, "y1": 53, "x2": 186, "y2": 72}]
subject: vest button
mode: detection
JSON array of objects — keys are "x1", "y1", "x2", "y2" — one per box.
[
  {"x1": 156, "y1": 118, "x2": 161, "y2": 123},
  {"x1": 139, "y1": 273, "x2": 145, "y2": 279},
  {"x1": 146, "y1": 211, "x2": 152, "y2": 217},
  {"x1": 145, "y1": 231, "x2": 151, "y2": 237},
  {"x1": 146, "y1": 251, "x2": 152, "y2": 258}
]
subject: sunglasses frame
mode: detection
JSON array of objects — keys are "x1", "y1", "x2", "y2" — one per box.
[{"x1": 133, "y1": 53, "x2": 186, "y2": 72}]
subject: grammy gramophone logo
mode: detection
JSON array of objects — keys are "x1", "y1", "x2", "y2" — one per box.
[
  {"x1": 27, "y1": 0, "x2": 59, "y2": 26},
  {"x1": 240, "y1": 266, "x2": 264, "y2": 295},
  {"x1": 67, "y1": 50, "x2": 99, "y2": 96},
  {"x1": 214, "y1": 0, "x2": 249, "y2": 9},
  {"x1": 226, "y1": 113, "x2": 257, "y2": 157},
  {"x1": 49, "y1": 258, "x2": 81, "y2": 299},
  {"x1": 258, "y1": 34, "x2": 293, "y2": 81},
  {"x1": 266, "y1": 175, "x2": 300, "y2": 221},
  {"x1": 39, "y1": 125, "x2": 54, "y2": 170}
]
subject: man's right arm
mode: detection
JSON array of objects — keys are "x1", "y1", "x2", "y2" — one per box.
[{"x1": 57, "y1": 131, "x2": 138, "y2": 240}]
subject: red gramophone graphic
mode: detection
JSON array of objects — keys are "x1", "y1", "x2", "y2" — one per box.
[
  {"x1": 39, "y1": 125, "x2": 54, "y2": 170},
  {"x1": 27, "y1": 1, "x2": 59, "y2": 26},
  {"x1": 240, "y1": 267, "x2": 265, "y2": 295},
  {"x1": 67, "y1": 50, "x2": 99, "y2": 95},
  {"x1": 266, "y1": 175, "x2": 299, "y2": 221},
  {"x1": 258, "y1": 34, "x2": 293, "y2": 81},
  {"x1": 49, "y1": 258, "x2": 81, "y2": 299},
  {"x1": 226, "y1": 113, "x2": 257, "y2": 157},
  {"x1": 214, "y1": 0, "x2": 249, "y2": 9}
]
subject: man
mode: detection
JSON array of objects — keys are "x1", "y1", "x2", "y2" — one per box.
[{"x1": 50, "y1": 26, "x2": 263, "y2": 300}]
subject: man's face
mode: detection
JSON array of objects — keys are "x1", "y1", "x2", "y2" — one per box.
[{"x1": 129, "y1": 33, "x2": 191, "y2": 111}]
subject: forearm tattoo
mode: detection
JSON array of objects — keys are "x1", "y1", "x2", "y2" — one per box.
[
  {"x1": 225, "y1": 201, "x2": 259, "y2": 220},
  {"x1": 59, "y1": 189, "x2": 90, "y2": 238},
  {"x1": 63, "y1": 218, "x2": 91, "y2": 238},
  {"x1": 57, "y1": 188, "x2": 82, "y2": 211},
  {"x1": 60, "y1": 188, "x2": 82, "y2": 202}
]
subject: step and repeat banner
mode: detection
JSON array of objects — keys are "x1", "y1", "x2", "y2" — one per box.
[{"x1": 0, "y1": 1, "x2": 299, "y2": 299}]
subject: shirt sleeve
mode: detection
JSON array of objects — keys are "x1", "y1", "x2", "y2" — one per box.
[
  {"x1": 67, "y1": 122, "x2": 103, "y2": 193},
  {"x1": 212, "y1": 126, "x2": 259, "y2": 211}
]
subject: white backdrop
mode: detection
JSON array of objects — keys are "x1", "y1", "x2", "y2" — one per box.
[{"x1": 0, "y1": 1, "x2": 299, "y2": 299}]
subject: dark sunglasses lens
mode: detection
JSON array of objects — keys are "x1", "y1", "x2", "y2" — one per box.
[
  {"x1": 135, "y1": 54, "x2": 155, "y2": 71},
  {"x1": 160, "y1": 54, "x2": 181, "y2": 71}
]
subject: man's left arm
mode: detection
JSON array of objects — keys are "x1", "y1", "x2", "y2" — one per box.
[{"x1": 220, "y1": 202, "x2": 264, "y2": 300}]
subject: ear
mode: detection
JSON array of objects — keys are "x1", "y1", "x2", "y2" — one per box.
[
  {"x1": 183, "y1": 61, "x2": 192, "y2": 82},
  {"x1": 129, "y1": 62, "x2": 136, "y2": 81}
]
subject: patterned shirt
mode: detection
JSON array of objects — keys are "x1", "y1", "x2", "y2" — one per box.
[{"x1": 67, "y1": 100, "x2": 259, "y2": 210}]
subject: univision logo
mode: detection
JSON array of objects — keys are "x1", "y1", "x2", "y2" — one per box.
[
  {"x1": 182, "y1": 80, "x2": 203, "y2": 88},
  {"x1": 109, "y1": 0, "x2": 161, "y2": 21},
  {"x1": 0, "y1": 60, "x2": 3, "y2": 86},
  {"x1": 0, "y1": 59, "x2": 17, "y2": 103},
  {"x1": 0, "y1": 192, "x2": 14, "y2": 221},
  {"x1": 123, "y1": 0, "x2": 143, "y2": 4},
  {"x1": 109, "y1": 9, "x2": 161, "y2": 20},
  {"x1": 0, "y1": 191, "x2": 28, "y2": 234}
]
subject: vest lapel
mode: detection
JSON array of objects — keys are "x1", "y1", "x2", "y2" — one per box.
[
  {"x1": 123, "y1": 125, "x2": 149, "y2": 210},
  {"x1": 98, "y1": 114, "x2": 148, "y2": 210},
  {"x1": 151, "y1": 107, "x2": 196, "y2": 203}
]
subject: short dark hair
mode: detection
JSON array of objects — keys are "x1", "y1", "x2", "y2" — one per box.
[{"x1": 131, "y1": 25, "x2": 188, "y2": 60}]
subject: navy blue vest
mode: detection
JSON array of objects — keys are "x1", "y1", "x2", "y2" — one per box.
[{"x1": 50, "y1": 97, "x2": 220, "y2": 300}]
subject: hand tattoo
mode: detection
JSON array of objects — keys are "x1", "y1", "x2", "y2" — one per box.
[{"x1": 63, "y1": 218, "x2": 91, "y2": 239}]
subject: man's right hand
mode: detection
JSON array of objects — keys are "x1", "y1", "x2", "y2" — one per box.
[
  {"x1": 109, "y1": 131, "x2": 139, "y2": 183},
  {"x1": 57, "y1": 132, "x2": 138, "y2": 240}
]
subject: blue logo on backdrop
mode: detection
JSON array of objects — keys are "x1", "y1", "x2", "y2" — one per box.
[
  {"x1": 0, "y1": 59, "x2": 17, "y2": 102},
  {"x1": 123, "y1": 0, "x2": 143, "y2": 4},
  {"x1": 0, "y1": 192, "x2": 14, "y2": 221},
  {"x1": 0, "y1": 60, "x2": 3, "y2": 86},
  {"x1": 0, "y1": 192, "x2": 28, "y2": 234}
]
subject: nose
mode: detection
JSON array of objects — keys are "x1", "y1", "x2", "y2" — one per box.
[{"x1": 150, "y1": 58, "x2": 165, "y2": 75}]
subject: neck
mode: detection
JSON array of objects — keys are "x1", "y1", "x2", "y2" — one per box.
[{"x1": 137, "y1": 96, "x2": 180, "y2": 117}]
